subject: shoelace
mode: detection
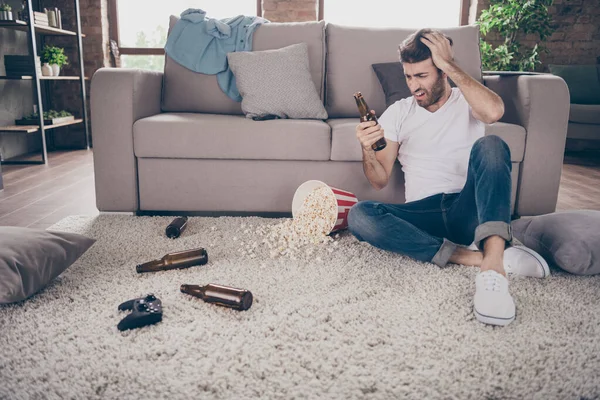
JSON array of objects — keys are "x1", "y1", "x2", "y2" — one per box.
[{"x1": 482, "y1": 273, "x2": 502, "y2": 292}]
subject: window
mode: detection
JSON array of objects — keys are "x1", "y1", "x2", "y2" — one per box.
[
  {"x1": 323, "y1": 0, "x2": 466, "y2": 29},
  {"x1": 109, "y1": 0, "x2": 258, "y2": 71}
]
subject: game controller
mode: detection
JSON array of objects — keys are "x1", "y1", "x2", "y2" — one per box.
[{"x1": 117, "y1": 294, "x2": 163, "y2": 331}]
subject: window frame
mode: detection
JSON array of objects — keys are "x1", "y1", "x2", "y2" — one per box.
[
  {"x1": 317, "y1": 0, "x2": 471, "y2": 25},
  {"x1": 108, "y1": 0, "x2": 262, "y2": 56},
  {"x1": 108, "y1": 0, "x2": 470, "y2": 57}
]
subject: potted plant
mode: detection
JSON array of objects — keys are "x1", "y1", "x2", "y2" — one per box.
[
  {"x1": 16, "y1": 109, "x2": 74, "y2": 125},
  {"x1": 477, "y1": 0, "x2": 555, "y2": 72},
  {"x1": 41, "y1": 45, "x2": 69, "y2": 76},
  {"x1": 0, "y1": 3, "x2": 13, "y2": 20}
]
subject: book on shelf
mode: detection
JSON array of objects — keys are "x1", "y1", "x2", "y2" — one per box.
[
  {"x1": 42, "y1": 7, "x2": 62, "y2": 28},
  {"x1": 33, "y1": 11, "x2": 48, "y2": 24}
]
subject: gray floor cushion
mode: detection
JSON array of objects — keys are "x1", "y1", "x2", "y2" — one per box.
[
  {"x1": 512, "y1": 210, "x2": 600, "y2": 275},
  {"x1": 0, "y1": 227, "x2": 96, "y2": 304}
]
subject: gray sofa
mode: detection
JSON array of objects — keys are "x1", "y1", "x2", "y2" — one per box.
[
  {"x1": 91, "y1": 21, "x2": 570, "y2": 218},
  {"x1": 566, "y1": 68, "x2": 600, "y2": 147},
  {"x1": 568, "y1": 103, "x2": 600, "y2": 142}
]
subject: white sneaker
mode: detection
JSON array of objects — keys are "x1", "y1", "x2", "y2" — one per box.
[
  {"x1": 503, "y1": 245, "x2": 550, "y2": 278},
  {"x1": 474, "y1": 270, "x2": 516, "y2": 326}
]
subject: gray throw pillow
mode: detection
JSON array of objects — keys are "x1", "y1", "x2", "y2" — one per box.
[
  {"x1": 227, "y1": 43, "x2": 328, "y2": 120},
  {"x1": 0, "y1": 227, "x2": 96, "y2": 304},
  {"x1": 372, "y1": 62, "x2": 412, "y2": 108},
  {"x1": 511, "y1": 210, "x2": 600, "y2": 275}
]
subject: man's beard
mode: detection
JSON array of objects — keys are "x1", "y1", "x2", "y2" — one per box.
[{"x1": 415, "y1": 74, "x2": 447, "y2": 108}]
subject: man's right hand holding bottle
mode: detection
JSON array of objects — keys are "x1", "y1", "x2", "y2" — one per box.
[
  {"x1": 355, "y1": 110, "x2": 400, "y2": 191},
  {"x1": 356, "y1": 116, "x2": 385, "y2": 152}
]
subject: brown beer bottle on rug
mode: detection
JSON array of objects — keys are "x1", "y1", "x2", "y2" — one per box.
[
  {"x1": 180, "y1": 283, "x2": 253, "y2": 311},
  {"x1": 354, "y1": 91, "x2": 387, "y2": 152},
  {"x1": 165, "y1": 216, "x2": 188, "y2": 239},
  {"x1": 136, "y1": 248, "x2": 208, "y2": 273}
]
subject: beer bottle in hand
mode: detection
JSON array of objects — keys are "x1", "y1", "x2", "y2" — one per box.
[
  {"x1": 181, "y1": 283, "x2": 253, "y2": 311},
  {"x1": 136, "y1": 248, "x2": 208, "y2": 273},
  {"x1": 354, "y1": 92, "x2": 386, "y2": 152}
]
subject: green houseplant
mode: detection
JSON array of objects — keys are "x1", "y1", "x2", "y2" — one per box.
[
  {"x1": 0, "y1": 3, "x2": 13, "y2": 20},
  {"x1": 17, "y1": 109, "x2": 74, "y2": 125},
  {"x1": 477, "y1": 0, "x2": 555, "y2": 72},
  {"x1": 41, "y1": 45, "x2": 69, "y2": 76}
]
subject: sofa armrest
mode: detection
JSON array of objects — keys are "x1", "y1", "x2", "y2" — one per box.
[
  {"x1": 483, "y1": 74, "x2": 569, "y2": 217},
  {"x1": 91, "y1": 68, "x2": 163, "y2": 212}
]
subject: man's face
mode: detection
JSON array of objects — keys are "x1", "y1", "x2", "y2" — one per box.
[{"x1": 403, "y1": 58, "x2": 447, "y2": 109}]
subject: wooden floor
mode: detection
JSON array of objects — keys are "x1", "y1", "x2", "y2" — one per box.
[
  {"x1": 1, "y1": 149, "x2": 599, "y2": 230},
  {"x1": 0, "y1": 150, "x2": 99, "y2": 230}
]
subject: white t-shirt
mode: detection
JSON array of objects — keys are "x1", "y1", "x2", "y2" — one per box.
[{"x1": 379, "y1": 87, "x2": 485, "y2": 203}]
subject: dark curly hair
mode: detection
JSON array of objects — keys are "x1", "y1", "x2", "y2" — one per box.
[{"x1": 399, "y1": 28, "x2": 454, "y2": 64}]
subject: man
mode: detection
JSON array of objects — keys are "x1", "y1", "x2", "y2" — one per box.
[{"x1": 347, "y1": 29, "x2": 549, "y2": 327}]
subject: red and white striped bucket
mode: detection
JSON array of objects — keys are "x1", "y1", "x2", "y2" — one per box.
[{"x1": 292, "y1": 180, "x2": 359, "y2": 234}]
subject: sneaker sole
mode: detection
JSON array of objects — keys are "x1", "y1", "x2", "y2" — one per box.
[
  {"x1": 474, "y1": 308, "x2": 515, "y2": 326},
  {"x1": 516, "y1": 246, "x2": 550, "y2": 278}
]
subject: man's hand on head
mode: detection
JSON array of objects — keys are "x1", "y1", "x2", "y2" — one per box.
[{"x1": 420, "y1": 32, "x2": 454, "y2": 72}]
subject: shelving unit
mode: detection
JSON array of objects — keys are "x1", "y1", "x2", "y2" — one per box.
[
  {"x1": 0, "y1": 118, "x2": 83, "y2": 133},
  {"x1": 0, "y1": 0, "x2": 89, "y2": 165},
  {"x1": 0, "y1": 19, "x2": 85, "y2": 36}
]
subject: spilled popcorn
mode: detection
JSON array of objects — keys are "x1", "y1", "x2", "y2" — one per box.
[{"x1": 237, "y1": 186, "x2": 341, "y2": 260}]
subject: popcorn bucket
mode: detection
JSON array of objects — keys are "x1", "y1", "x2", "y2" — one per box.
[{"x1": 292, "y1": 180, "x2": 359, "y2": 234}]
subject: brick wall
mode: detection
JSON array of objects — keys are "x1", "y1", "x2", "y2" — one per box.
[{"x1": 262, "y1": 0, "x2": 317, "y2": 22}]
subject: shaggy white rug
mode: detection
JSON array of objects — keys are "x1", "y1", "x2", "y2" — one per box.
[{"x1": 1, "y1": 215, "x2": 599, "y2": 400}]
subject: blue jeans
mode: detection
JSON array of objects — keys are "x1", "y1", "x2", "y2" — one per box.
[{"x1": 348, "y1": 135, "x2": 513, "y2": 268}]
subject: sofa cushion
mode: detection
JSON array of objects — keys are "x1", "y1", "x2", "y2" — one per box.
[
  {"x1": 569, "y1": 104, "x2": 600, "y2": 124},
  {"x1": 329, "y1": 119, "x2": 525, "y2": 162},
  {"x1": 567, "y1": 122, "x2": 600, "y2": 140},
  {"x1": 133, "y1": 113, "x2": 331, "y2": 161},
  {"x1": 325, "y1": 24, "x2": 482, "y2": 118},
  {"x1": 548, "y1": 64, "x2": 600, "y2": 105},
  {"x1": 227, "y1": 43, "x2": 328, "y2": 120},
  {"x1": 162, "y1": 18, "x2": 326, "y2": 114}
]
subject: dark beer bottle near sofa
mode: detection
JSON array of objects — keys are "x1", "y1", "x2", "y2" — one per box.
[
  {"x1": 166, "y1": 216, "x2": 188, "y2": 238},
  {"x1": 354, "y1": 92, "x2": 386, "y2": 152}
]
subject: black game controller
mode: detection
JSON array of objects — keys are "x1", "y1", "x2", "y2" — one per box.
[{"x1": 117, "y1": 294, "x2": 163, "y2": 331}]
